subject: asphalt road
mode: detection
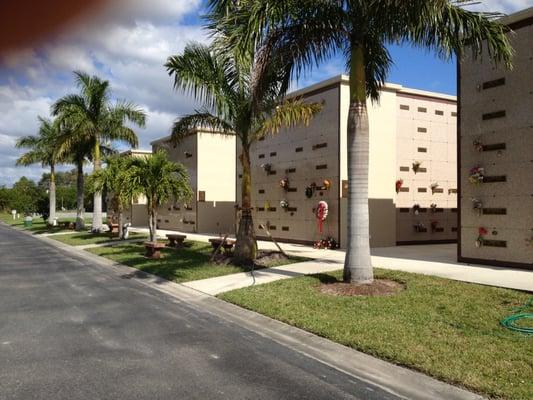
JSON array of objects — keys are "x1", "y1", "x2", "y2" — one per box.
[{"x1": 0, "y1": 224, "x2": 401, "y2": 400}]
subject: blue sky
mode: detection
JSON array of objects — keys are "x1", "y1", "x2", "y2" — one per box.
[{"x1": 0, "y1": 0, "x2": 530, "y2": 186}]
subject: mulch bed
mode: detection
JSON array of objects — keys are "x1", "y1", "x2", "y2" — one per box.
[
  {"x1": 213, "y1": 250, "x2": 289, "y2": 268},
  {"x1": 318, "y1": 279, "x2": 404, "y2": 297}
]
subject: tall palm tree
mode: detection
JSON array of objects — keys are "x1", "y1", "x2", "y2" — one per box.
[
  {"x1": 52, "y1": 71, "x2": 146, "y2": 233},
  {"x1": 89, "y1": 155, "x2": 136, "y2": 239},
  {"x1": 128, "y1": 150, "x2": 192, "y2": 242},
  {"x1": 165, "y1": 43, "x2": 322, "y2": 265},
  {"x1": 209, "y1": 0, "x2": 513, "y2": 282},
  {"x1": 15, "y1": 116, "x2": 63, "y2": 224}
]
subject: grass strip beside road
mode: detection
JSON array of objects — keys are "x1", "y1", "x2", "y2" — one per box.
[
  {"x1": 219, "y1": 269, "x2": 533, "y2": 400},
  {"x1": 88, "y1": 241, "x2": 307, "y2": 283}
]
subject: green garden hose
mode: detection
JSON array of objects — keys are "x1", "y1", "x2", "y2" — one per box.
[{"x1": 500, "y1": 298, "x2": 533, "y2": 335}]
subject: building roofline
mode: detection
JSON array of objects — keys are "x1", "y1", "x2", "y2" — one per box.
[
  {"x1": 499, "y1": 7, "x2": 533, "y2": 27},
  {"x1": 150, "y1": 128, "x2": 233, "y2": 146},
  {"x1": 119, "y1": 149, "x2": 152, "y2": 156},
  {"x1": 288, "y1": 74, "x2": 456, "y2": 102}
]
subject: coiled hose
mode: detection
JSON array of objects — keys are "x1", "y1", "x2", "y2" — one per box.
[{"x1": 500, "y1": 298, "x2": 533, "y2": 335}]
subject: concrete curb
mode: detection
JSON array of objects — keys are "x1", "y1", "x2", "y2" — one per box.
[{"x1": 11, "y1": 224, "x2": 486, "y2": 400}]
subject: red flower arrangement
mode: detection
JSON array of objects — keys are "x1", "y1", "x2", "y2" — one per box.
[
  {"x1": 476, "y1": 227, "x2": 488, "y2": 247},
  {"x1": 395, "y1": 179, "x2": 404, "y2": 193}
]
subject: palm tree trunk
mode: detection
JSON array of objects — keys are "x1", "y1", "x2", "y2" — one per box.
[
  {"x1": 343, "y1": 43, "x2": 373, "y2": 284},
  {"x1": 118, "y1": 205, "x2": 124, "y2": 240},
  {"x1": 234, "y1": 144, "x2": 257, "y2": 265},
  {"x1": 75, "y1": 161, "x2": 85, "y2": 231},
  {"x1": 149, "y1": 201, "x2": 157, "y2": 242},
  {"x1": 92, "y1": 141, "x2": 104, "y2": 232},
  {"x1": 49, "y1": 163, "x2": 56, "y2": 225}
]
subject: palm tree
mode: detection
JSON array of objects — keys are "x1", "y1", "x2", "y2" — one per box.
[
  {"x1": 209, "y1": 0, "x2": 513, "y2": 282},
  {"x1": 128, "y1": 150, "x2": 192, "y2": 242},
  {"x1": 89, "y1": 155, "x2": 136, "y2": 239},
  {"x1": 15, "y1": 116, "x2": 63, "y2": 224},
  {"x1": 52, "y1": 71, "x2": 146, "y2": 233},
  {"x1": 165, "y1": 43, "x2": 322, "y2": 265}
]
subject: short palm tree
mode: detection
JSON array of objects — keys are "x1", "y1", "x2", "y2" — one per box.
[
  {"x1": 210, "y1": 0, "x2": 513, "y2": 282},
  {"x1": 52, "y1": 71, "x2": 146, "y2": 232},
  {"x1": 165, "y1": 43, "x2": 322, "y2": 264},
  {"x1": 15, "y1": 116, "x2": 63, "y2": 224},
  {"x1": 128, "y1": 150, "x2": 192, "y2": 242},
  {"x1": 89, "y1": 155, "x2": 136, "y2": 239}
]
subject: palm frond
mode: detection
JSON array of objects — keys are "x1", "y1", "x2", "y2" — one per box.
[
  {"x1": 255, "y1": 98, "x2": 323, "y2": 138},
  {"x1": 171, "y1": 112, "x2": 234, "y2": 145}
]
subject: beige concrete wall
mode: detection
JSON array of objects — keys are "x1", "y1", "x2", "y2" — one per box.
[
  {"x1": 459, "y1": 16, "x2": 533, "y2": 266},
  {"x1": 197, "y1": 201, "x2": 236, "y2": 234},
  {"x1": 395, "y1": 92, "x2": 458, "y2": 243},
  {"x1": 238, "y1": 84, "x2": 341, "y2": 244},
  {"x1": 153, "y1": 135, "x2": 198, "y2": 233},
  {"x1": 197, "y1": 131, "x2": 236, "y2": 202}
]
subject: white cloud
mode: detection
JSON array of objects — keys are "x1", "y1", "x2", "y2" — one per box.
[{"x1": 0, "y1": 0, "x2": 206, "y2": 186}]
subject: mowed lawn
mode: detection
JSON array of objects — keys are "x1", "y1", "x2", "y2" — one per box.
[
  {"x1": 220, "y1": 269, "x2": 533, "y2": 400},
  {"x1": 88, "y1": 241, "x2": 307, "y2": 283},
  {"x1": 0, "y1": 212, "x2": 98, "y2": 234},
  {"x1": 50, "y1": 231, "x2": 146, "y2": 246}
]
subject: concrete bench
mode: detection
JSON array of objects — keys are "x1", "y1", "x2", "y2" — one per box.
[
  {"x1": 144, "y1": 242, "x2": 166, "y2": 259},
  {"x1": 208, "y1": 238, "x2": 236, "y2": 253},
  {"x1": 166, "y1": 234, "x2": 187, "y2": 248},
  {"x1": 108, "y1": 223, "x2": 119, "y2": 237}
]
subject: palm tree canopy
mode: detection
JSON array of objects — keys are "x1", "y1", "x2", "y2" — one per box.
[
  {"x1": 16, "y1": 116, "x2": 63, "y2": 168},
  {"x1": 128, "y1": 150, "x2": 193, "y2": 208},
  {"x1": 207, "y1": 0, "x2": 513, "y2": 101},
  {"x1": 165, "y1": 42, "x2": 322, "y2": 147},
  {"x1": 88, "y1": 155, "x2": 136, "y2": 208},
  {"x1": 52, "y1": 71, "x2": 147, "y2": 158}
]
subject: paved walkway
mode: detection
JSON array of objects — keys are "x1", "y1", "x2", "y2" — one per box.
[{"x1": 130, "y1": 227, "x2": 533, "y2": 294}]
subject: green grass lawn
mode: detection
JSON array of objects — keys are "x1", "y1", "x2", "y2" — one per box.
[
  {"x1": 50, "y1": 231, "x2": 146, "y2": 246},
  {"x1": 0, "y1": 212, "x2": 98, "y2": 234},
  {"x1": 220, "y1": 269, "x2": 533, "y2": 400},
  {"x1": 88, "y1": 241, "x2": 307, "y2": 283}
]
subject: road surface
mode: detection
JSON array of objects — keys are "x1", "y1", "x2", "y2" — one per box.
[{"x1": 0, "y1": 224, "x2": 400, "y2": 400}]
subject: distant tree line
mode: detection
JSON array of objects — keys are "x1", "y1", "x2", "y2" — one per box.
[{"x1": 0, "y1": 171, "x2": 96, "y2": 216}]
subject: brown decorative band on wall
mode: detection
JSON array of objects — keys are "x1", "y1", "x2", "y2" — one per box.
[
  {"x1": 451, "y1": 112, "x2": 457, "y2": 117},
  {"x1": 417, "y1": 147, "x2": 427, "y2": 153},
  {"x1": 451, "y1": 227, "x2": 458, "y2": 232},
  {"x1": 287, "y1": 207, "x2": 297, "y2": 212},
  {"x1": 400, "y1": 104, "x2": 409, "y2": 110},
  {"x1": 238, "y1": 174, "x2": 242, "y2": 178},
  {"x1": 400, "y1": 166, "x2": 409, "y2": 172},
  {"x1": 418, "y1": 168, "x2": 427, "y2": 173},
  {"x1": 483, "y1": 240, "x2": 507, "y2": 248},
  {"x1": 482, "y1": 208, "x2": 507, "y2": 215},
  {"x1": 316, "y1": 164, "x2": 328, "y2": 170},
  {"x1": 312, "y1": 143, "x2": 328, "y2": 150},
  {"x1": 482, "y1": 110, "x2": 506, "y2": 120},
  {"x1": 433, "y1": 227, "x2": 445, "y2": 232},
  {"x1": 483, "y1": 175, "x2": 507, "y2": 183},
  {"x1": 286, "y1": 168, "x2": 296, "y2": 173},
  {"x1": 482, "y1": 143, "x2": 506, "y2": 151},
  {"x1": 256, "y1": 207, "x2": 265, "y2": 211},
  {"x1": 258, "y1": 189, "x2": 265, "y2": 194},
  {"x1": 282, "y1": 226, "x2": 289, "y2": 231},
  {"x1": 268, "y1": 207, "x2": 277, "y2": 212},
  {"x1": 451, "y1": 208, "x2": 458, "y2": 212},
  {"x1": 258, "y1": 154, "x2": 265, "y2": 159},
  {"x1": 287, "y1": 188, "x2": 297, "y2": 192},
  {"x1": 417, "y1": 127, "x2": 427, "y2": 133},
  {"x1": 269, "y1": 225, "x2": 277, "y2": 230},
  {"x1": 164, "y1": 220, "x2": 169, "y2": 223},
  {"x1": 482, "y1": 77, "x2": 505, "y2": 90},
  {"x1": 270, "y1": 152, "x2": 277, "y2": 157},
  {"x1": 185, "y1": 207, "x2": 193, "y2": 210},
  {"x1": 399, "y1": 187, "x2": 409, "y2": 192},
  {"x1": 418, "y1": 188, "x2": 427, "y2": 192},
  {"x1": 399, "y1": 208, "x2": 409, "y2": 213},
  {"x1": 433, "y1": 188, "x2": 444, "y2": 193},
  {"x1": 295, "y1": 147, "x2": 303, "y2": 152},
  {"x1": 418, "y1": 107, "x2": 427, "y2": 113},
  {"x1": 449, "y1": 188, "x2": 458, "y2": 194},
  {"x1": 267, "y1": 170, "x2": 277, "y2": 175},
  {"x1": 435, "y1": 110, "x2": 444, "y2": 116}
]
